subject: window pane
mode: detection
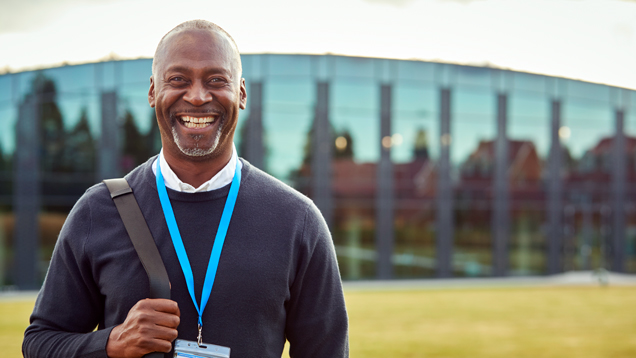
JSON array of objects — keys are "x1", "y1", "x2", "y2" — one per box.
[
  {"x1": 455, "y1": 65, "x2": 492, "y2": 89},
  {"x1": 396, "y1": 61, "x2": 435, "y2": 84},
  {"x1": 119, "y1": 84, "x2": 158, "y2": 173},
  {"x1": 513, "y1": 72, "x2": 546, "y2": 95},
  {"x1": 262, "y1": 79, "x2": 314, "y2": 188},
  {"x1": 331, "y1": 80, "x2": 378, "y2": 279},
  {"x1": 562, "y1": 99, "x2": 613, "y2": 271},
  {"x1": 508, "y1": 93, "x2": 550, "y2": 275},
  {"x1": 452, "y1": 88, "x2": 496, "y2": 277},
  {"x1": 334, "y1": 57, "x2": 375, "y2": 79},
  {"x1": 0, "y1": 74, "x2": 11, "y2": 104},
  {"x1": 566, "y1": 80, "x2": 611, "y2": 103},
  {"x1": 392, "y1": 83, "x2": 438, "y2": 278},
  {"x1": 121, "y1": 59, "x2": 153, "y2": 87},
  {"x1": 266, "y1": 55, "x2": 312, "y2": 77},
  {"x1": 0, "y1": 105, "x2": 16, "y2": 160},
  {"x1": 623, "y1": 102, "x2": 636, "y2": 273},
  {"x1": 43, "y1": 64, "x2": 95, "y2": 95},
  {"x1": 98, "y1": 61, "x2": 117, "y2": 91},
  {"x1": 234, "y1": 78, "x2": 251, "y2": 158}
]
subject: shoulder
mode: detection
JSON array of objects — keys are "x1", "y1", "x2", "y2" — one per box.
[
  {"x1": 239, "y1": 158, "x2": 315, "y2": 212},
  {"x1": 59, "y1": 157, "x2": 156, "y2": 242}
]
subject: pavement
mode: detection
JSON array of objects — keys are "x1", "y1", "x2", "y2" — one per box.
[
  {"x1": 1, "y1": 271, "x2": 635, "y2": 300},
  {"x1": 343, "y1": 270, "x2": 636, "y2": 291}
]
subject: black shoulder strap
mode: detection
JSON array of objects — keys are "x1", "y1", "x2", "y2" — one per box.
[
  {"x1": 103, "y1": 178, "x2": 171, "y2": 300},
  {"x1": 104, "y1": 179, "x2": 171, "y2": 358}
]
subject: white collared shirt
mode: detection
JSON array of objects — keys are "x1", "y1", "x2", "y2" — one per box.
[{"x1": 152, "y1": 145, "x2": 242, "y2": 193}]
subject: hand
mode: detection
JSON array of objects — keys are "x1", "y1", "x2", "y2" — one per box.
[{"x1": 106, "y1": 298, "x2": 180, "y2": 358}]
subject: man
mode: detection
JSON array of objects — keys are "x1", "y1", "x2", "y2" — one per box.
[{"x1": 23, "y1": 20, "x2": 349, "y2": 358}]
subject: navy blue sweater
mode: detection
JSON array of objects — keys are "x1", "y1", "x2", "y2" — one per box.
[{"x1": 23, "y1": 157, "x2": 349, "y2": 358}]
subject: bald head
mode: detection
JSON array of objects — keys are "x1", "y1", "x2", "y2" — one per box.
[{"x1": 152, "y1": 20, "x2": 242, "y2": 80}]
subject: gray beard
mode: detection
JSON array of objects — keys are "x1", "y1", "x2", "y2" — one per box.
[{"x1": 171, "y1": 122, "x2": 223, "y2": 157}]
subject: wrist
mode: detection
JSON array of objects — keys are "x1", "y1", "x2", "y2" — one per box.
[{"x1": 106, "y1": 325, "x2": 124, "y2": 358}]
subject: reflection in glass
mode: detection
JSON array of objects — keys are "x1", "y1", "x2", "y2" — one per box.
[
  {"x1": 508, "y1": 93, "x2": 549, "y2": 275},
  {"x1": 561, "y1": 99, "x2": 613, "y2": 271},
  {"x1": 18, "y1": 72, "x2": 102, "y2": 283},
  {"x1": 234, "y1": 93, "x2": 250, "y2": 158},
  {"x1": 43, "y1": 64, "x2": 95, "y2": 94},
  {"x1": 0, "y1": 74, "x2": 11, "y2": 103},
  {"x1": 334, "y1": 57, "x2": 375, "y2": 79},
  {"x1": 331, "y1": 80, "x2": 378, "y2": 279},
  {"x1": 622, "y1": 108, "x2": 636, "y2": 273},
  {"x1": 452, "y1": 89, "x2": 495, "y2": 277},
  {"x1": 263, "y1": 79, "x2": 314, "y2": 187},
  {"x1": 266, "y1": 55, "x2": 312, "y2": 77},
  {"x1": 392, "y1": 84, "x2": 438, "y2": 277},
  {"x1": 121, "y1": 59, "x2": 153, "y2": 86},
  {"x1": 121, "y1": 109, "x2": 159, "y2": 173},
  {"x1": 119, "y1": 82, "x2": 158, "y2": 172},
  {"x1": 0, "y1": 103, "x2": 13, "y2": 285}
]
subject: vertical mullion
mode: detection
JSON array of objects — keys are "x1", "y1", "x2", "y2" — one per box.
[
  {"x1": 547, "y1": 99, "x2": 563, "y2": 274},
  {"x1": 14, "y1": 92, "x2": 40, "y2": 289},
  {"x1": 99, "y1": 91, "x2": 119, "y2": 180},
  {"x1": 436, "y1": 88, "x2": 453, "y2": 277},
  {"x1": 376, "y1": 84, "x2": 393, "y2": 279},
  {"x1": 246, "y1": 82, "x2": 264, "y2": 169},
  {"x1": 493, "y1": 93, "x2": 509, "y2": 276},
  {"x1": 312, "y1": 81, "x2": 333, "y2": 228},
  {"x1": 612, "y1": 108, "x2": 626, "y2": 272}
]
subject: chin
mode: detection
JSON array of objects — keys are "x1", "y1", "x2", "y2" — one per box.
[{"x1": 171, "y1": 125, "x2": 225, "y2": 158}]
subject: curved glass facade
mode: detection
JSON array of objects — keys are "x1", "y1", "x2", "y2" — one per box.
[{"x1": 1, "y1": 55, "x2": 635, "y2": 287}]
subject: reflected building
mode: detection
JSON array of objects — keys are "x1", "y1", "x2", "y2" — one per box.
[{"x1": 1, "y1": 55, "x2": 636, "y2": 288}]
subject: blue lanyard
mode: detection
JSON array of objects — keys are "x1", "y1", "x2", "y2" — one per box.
[{"x1": 155, "y1": 158, "x2": 241, "y2": 329}]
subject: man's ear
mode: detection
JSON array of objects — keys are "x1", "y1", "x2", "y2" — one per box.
[
  {"x1": 148, "y1": 76, "x2": 156, "y2": 108},
  {"x1": 239, "y1": 78, "x2": 247, "y2": 110}
]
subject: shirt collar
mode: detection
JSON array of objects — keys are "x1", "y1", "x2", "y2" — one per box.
[{"x1": 152, "y1": 145, "x2": 242, "y2": 193}]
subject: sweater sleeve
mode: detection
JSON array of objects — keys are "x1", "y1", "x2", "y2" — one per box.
[
  {"x1": 23, "y1": 191, "x2": 112, "y2": 358},
  {"x1": 284, "y1": 202, "x2": 349, "y2": 358}
]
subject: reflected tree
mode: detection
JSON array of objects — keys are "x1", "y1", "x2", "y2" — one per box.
[
  {"x1": 0, "y1": 145, "x2": 5, "y2": 172},
  {"x1": 31, "y1": 73, "x2": 66, "y2": 174},
  {"x1": 121, "y1": 110, "x2": 156, "y2": 172},
  {"x1": 413, "y1": 128, "x2": 429, "y2": 161},
  {"x1": 146, "y1": 111, "x2": 162, "y2": 156},
  {"x1": 63, "y1": 108, "x2": 95, "y2": 173}
]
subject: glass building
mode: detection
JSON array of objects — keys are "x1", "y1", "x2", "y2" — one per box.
[{"x1": 1, "y1": 55, "x2": 635, "y2": 289}]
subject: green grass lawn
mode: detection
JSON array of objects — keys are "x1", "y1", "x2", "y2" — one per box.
[{"x1": 5, "y1": 286, "x2": 636, "y2": 358}]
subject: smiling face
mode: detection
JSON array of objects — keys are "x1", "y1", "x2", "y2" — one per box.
[{"x1": 149, "y1": 28, "x2": 246, "y2": 165}]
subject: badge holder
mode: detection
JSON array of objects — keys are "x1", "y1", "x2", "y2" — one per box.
[{"x1": 174, "y1": 339, "x2": 230, "y2": 358}]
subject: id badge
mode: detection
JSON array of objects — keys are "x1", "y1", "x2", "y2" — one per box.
[{"x1": 174, "y1": 339, "x2": 230, "y2": 358}]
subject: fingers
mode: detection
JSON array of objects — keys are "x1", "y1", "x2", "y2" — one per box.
[
  {"x1": 134, "y1": 299, "x2": 180, "y2": 329},
  {"x1": 138, "y1": 298, "x2": 181, "y2": 316},
  {"x1": 106, "y1": 299, "x2": 181, "y2": 358}
]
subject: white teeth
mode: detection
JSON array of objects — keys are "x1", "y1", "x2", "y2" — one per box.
[
  {"x1": 181, "y1": 115, "x2": 215, "y2": 125},
  {"x1": 183, "y1": 121, "x2": 211, "y2": 129}
]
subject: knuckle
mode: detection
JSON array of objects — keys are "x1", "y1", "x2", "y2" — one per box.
[
  {"x1": 169, "y1": 329, "x2": 179, "y2": 341},
  {"x1": 137, "y1": 312, "x2": 150, "y2": 323},
  {"x1": 158, "y1": 340, "x2": 173, "y2": 353}
]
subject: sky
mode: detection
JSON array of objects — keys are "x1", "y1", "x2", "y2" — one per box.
[{"x1": 1, "y1": 0, "x2": 635, "y2": 89}]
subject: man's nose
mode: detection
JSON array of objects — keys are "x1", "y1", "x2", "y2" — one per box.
[{"x1": 183, "y1": 81, "x2": 212, "y2": 106}]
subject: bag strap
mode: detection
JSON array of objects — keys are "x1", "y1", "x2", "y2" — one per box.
[
  {"x1": 104, "y1": 178, "x2": 171, "y2": 358},
  {"x1": 103, "y1": 178, "x2": 171, "y2": 300}
]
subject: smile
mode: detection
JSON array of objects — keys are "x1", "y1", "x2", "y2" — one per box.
[{"x1": 178, "y1": 115, "x2": 217, "y2": 129}]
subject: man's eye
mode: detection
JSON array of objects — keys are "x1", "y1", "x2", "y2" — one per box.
[
  {"x1": 170, "y1": 77, "x2": 186, "y2": 83},
  {"x1": 210, "y1": 78, "x2": 226, "y2": 84}
]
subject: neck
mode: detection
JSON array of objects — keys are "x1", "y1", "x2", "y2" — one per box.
[{"x1": 163, "y1": 147, "x2": 232, "y2": 188}]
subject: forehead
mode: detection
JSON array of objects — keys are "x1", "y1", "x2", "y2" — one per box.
[{"x1": 156, "y1": 29, "x2": 237, "y2": 74}]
